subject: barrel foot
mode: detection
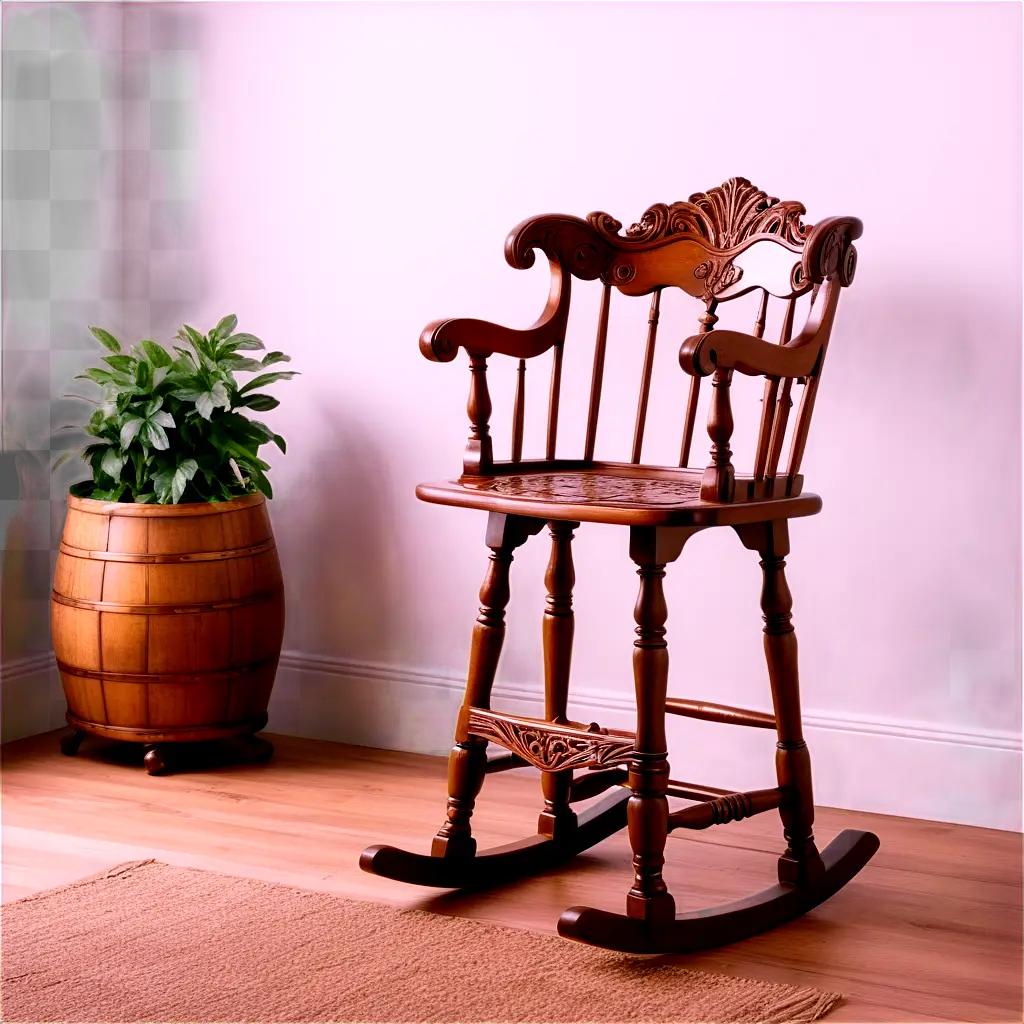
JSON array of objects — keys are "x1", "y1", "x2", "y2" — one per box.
[
  {"x1": 234, "y1": 733, "x2": 274, "y2": 764},
  {"x1": 59, "y1": 729, "x2": 86, "y2": 757},
  {"x1": 143, "y1": 745, "x2": 171, "y2": 776}
]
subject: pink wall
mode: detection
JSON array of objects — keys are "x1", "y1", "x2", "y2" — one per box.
[{"x1": 194, "y1": 2, "x2": 1021, "y2": 828}]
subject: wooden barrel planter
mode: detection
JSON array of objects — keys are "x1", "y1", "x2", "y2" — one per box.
[{"x1": 51, "y1": 491, "x2": 284, "y2": 774}]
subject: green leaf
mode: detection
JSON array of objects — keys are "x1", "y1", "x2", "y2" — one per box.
[
  {"x1": 213, "y1": 314, "x2": 238, "y2": 340},
  {"x1": 172, "y1": 348, "x2": 198, "y2": 370},
  {"x1": 152, "y1": 457, "x2": 199, "y2": 504},
  {"x1": 251, "y1": 468, "x2": 273, "y2": 499},
  {"x1": 63, "y1": 316, "x2": 292, "y2": 505},
  {"x1": 91, "y1": 486, "x2": 126, "y2": 501},
  {"x1": 180, "y1": 324, "x2": 205, "y2": 349},
  {"x1": 195, "y1": 381, "x2": 230, "y2": 420},
  {"x1": 243, "y1": 419, "x2": 275, "y2": 441},
  {"x1": 151, "y1": 468, "x2": 174, "y2": 503},
  {"x1": 144, "y1": 420, "x2": 170, "y2": 450},
  {"x1": 77, "y1": 369, "x2": 114, "y2": 385},
  {"x1": 103, "y1": 354, "x2": 135, "y2": 373},
  {"x1": 261, "y1": 351, "x2": 291, "y2": 367},
  {"x1": 89, "y1": 327, "x2": 121, "y2": 352},
  {"x1": 100, "y1": 447, "x2": 124, "y2": 482},
  {"x1": 238, "y1": 371, "x2": 297, "y2": 395},
  {"x1": 139, "y1": 339, "x2": 173, "y2": 367},
  {"x1": 223, "y1": 356, "x2": 265, "y2": 373},
  {"x1": 119, "y1": 416, "x2": 145, "y2": 448},
  {"x1": 225, "y1": 333, "x2": 264, "y2": 351},
  {"x1": 239, "y1": 394, "x2": 280, "y2": 412}
]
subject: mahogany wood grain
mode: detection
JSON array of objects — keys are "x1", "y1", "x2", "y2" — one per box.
[
  {"x1": 432, "y1": 514, "x2": 542, "y2": 858},
  {"x1": 667, "y1": 787, "x2": 783, "y2": 832},
  {"x1": 736, "y1": 519, "x2": 825, "y2": 885},
  {"x1": 678, "y1": 301, "x2": 718, "y2": 468},
  {"x1": 464, "y1": 353, "x2": 493, "y2": 474},
  {"x1": 545, "y1": 343, "x2": 564, "y2": 460},
  {"x1": 624, "y1": 527, "x2": 690, "y2": 924},
  {"x1": 583, "y1": 282, "x2": 612, "y2": 462},
  {"x1": 663, "y1": 697, "x2": 776, "y2": 730},
  {"x1": 510, "y1": 358, "x2": 526, "y2": 463},
  {"x1": 631, "y1": 289, "x2": 662, "y2": 464},
  {"x1": 538, "y1": 520, "x2": 579, "y2": 840},
  {"x1": 367, "y1": 177, "x2": 873, "y2": 955}
]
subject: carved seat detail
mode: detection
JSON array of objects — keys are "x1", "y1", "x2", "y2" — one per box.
[{"x1": 473, "y1": 473, "x2": 703, "y2": 508}]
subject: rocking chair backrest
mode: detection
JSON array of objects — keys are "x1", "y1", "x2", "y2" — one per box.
[{"x1": 420, "y1": 177, "x2": 861, "y2": 502}]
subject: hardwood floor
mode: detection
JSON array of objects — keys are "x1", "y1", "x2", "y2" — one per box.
[{"x1": 2, "y1": 730, "x2": 1021, "y2": 1023}]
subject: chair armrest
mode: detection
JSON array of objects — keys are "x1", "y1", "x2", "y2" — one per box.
[
  {"x1": 679, "y1": 328, "x2": 823, "y2": 379},
  {"x1": 420, "y1": 313, "x2": 561, "y2": 363},
  {"x1": 421, "y1": 214, "x2": 613, "y2": 364}
]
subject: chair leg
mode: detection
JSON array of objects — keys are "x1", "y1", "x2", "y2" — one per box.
[
  {"x1": 538, "y1": 520, "x2": 580, "y2": 840},
  {"x1": 623, "y1": 527, "x2": 693, "y2": 924},
  {"x1": 432, "y1": 513, "x2": 542, "y2": 859},
  {"x1": 737, "y1": 520, "x2": 825, "y2": 886}
]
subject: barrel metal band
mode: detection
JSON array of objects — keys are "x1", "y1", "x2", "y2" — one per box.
[
  {"x1": 50, "y1": 588, "x2": 282, "y2": 615},
  {"x1": 58, "y1": 537, "x2": 276, "y2": 564},
  {"x1": 56, "y1": 656, "x2": 279, "y2": 685}
]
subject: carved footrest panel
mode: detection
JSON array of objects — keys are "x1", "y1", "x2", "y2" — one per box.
[{"x1": 461, "y1": 707, "x2": 636, "y2": 772}]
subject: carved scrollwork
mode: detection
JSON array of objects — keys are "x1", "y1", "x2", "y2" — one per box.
[
  {"x1": 588, "y1": 177, "x2": 812, "y2": 251},
  {"x1": 840, "y1": 244, "x2": 858, "y2": 286},
  {"x1": 802, "y1": 216, "x2": 863, "y2": 285},
  {"x1": 504, "y1": 215, "x2": 613, "y2": 280},
  {"x1": 693, "y1": 258, "x2": 743, "y2": 296},
  {"x1": 476, "y1": 472, "x2": 702, "y2": 507},
  {"x1": 465, "y1": 709, "x2": 635, "y2": 771}
]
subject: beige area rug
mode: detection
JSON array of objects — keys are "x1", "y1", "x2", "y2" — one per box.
[{"x1": 2, "y1": 860, "x2": 842, "y2": 1023}]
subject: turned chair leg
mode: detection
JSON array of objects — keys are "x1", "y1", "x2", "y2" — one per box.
[
  {"x1": 737, "y1": 520, "x2": 825, "y2": 886},
  {"x1": 538, "y1": 520, "x2": 580, "y2": 840},
  {"x1": 432, "y1": 513, "x2": 542, "y2": 859},
  {"x1": 623, "y1": 527, "x2": 693, "y2": 924}
]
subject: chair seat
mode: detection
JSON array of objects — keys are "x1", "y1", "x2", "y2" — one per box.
[{"x1": 416, "y1": 465, "x2": 821, "y2": 527}]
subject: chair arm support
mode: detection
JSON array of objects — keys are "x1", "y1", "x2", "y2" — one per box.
[{"x1": 679, "y1": 329, "x2": 823, "y2": 379}]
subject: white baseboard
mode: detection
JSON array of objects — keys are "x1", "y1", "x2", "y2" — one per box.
[
  {"x1": 1, "y1": 653, "x2": 66, "y2": 744},
  {"x1": 5, "y1": 648, "x2": 1017, "y2": 831},
  {"x1": 273, "y1": 650, "x2": 1023, "y2": 832}
]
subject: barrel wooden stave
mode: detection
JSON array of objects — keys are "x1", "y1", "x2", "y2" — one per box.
[{"x1": 51, "y1": 492, "x2": 284, "y2": 743}]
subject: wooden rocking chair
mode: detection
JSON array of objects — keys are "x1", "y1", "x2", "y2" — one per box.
[{"x1": 360, "y1": 177, "x2": 879, "y2": 954}]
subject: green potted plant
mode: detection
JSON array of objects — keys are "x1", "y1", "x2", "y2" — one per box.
[{"x1": 51, "y1": 316, "x2": 296, "y2": 775}]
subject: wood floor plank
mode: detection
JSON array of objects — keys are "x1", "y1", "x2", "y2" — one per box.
[{"x1": 2, "y1": 730, "x2": 1020, "y2": 1023}]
